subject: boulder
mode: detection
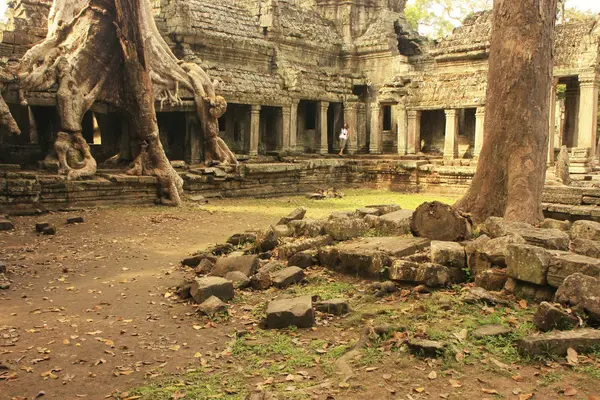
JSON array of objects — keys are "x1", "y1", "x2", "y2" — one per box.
[
  {"x1": 67, "y1": 216, "x2": 84, "y2": 224},
  {"x1": 555, "y1": 273, "x2": 600, "y2": 323},
  {"x1": 547, "y1": 253, "x2": 600, "y2": 288},
  {"x1": 533, "y1": 302, "x2": 579, "y2": 332},
  {"x1": 315, "y1": 299, "x2": 350, "y2": 315},
  {"x1": 540, "y1": 218, "x2": 571, "y2": 232},
  {"x1": 430, "y1": 241, "x2": 466, "y2": 268},
  {"x1": 570, "y1": 220, "x2": 600, "y2": 241},
  {"x1": 506, "y1": 244, "x2": 553, "y2": 285},
  {"x1": 277, "y1": 207, "x2": 307, "y2": 226},
  {"x1": 389, "y1": 261, "x2": 449, "y2": 287},
  {"x1": 227, "y1": 232, "x2": 257, "y2": 246},
  {"x1": 473, "y1": 324, "x2": 511, "y2": 339},
  {"x1": 378, "y1": 210, "x2": 414, "y2": 235},
  {"x1": 288, "y1": 219, "x2": 326, "y2": 237},
  {"x1": 271, "y1": 267, "x2": 305, "y2": 288},
  {"x1": 571, "y1": 238, "x2": 600, "y2": 259},
  {"x1": 365, "y1": 204, "x2": 402, "y2": 215},
  {"x1": 224, "y1": 271, "x2": 251, "y2": 289},
  {"x1": 190, "y1": 277, "x2": 234, "y2": 304},
  {"x1": 324, "y1": 218, "x2": 369, "y2": 241},
  {"x1": 0, "y1": 220, "x2": 14, "y2": 231},
  {"x1": 503, "y1": 278, "x2": 555, "y2": 303},
  {"x1": 197, "y1": 296, "x2": 228, "y2": 316},
  {"x1": 517, "y1": 329, "x2": 600, "y2": 357},
  {"x1": 287, "y1": 250, "x2": 318, "y2": 269},
  {"x1": 475, "y1": 269, "x2": 508, "y2": 292},
  {"x1": 266, "y1": 296, "x2": 314, "y2": 329},
  {"x1": 256, "y1": 229, "x2": 278, "y2": 253},
  {"x1": 251, "y1": 270, "x2": 272, "y2": 290},
  {"x1": 278, "y1": 236, "x2": 333, "y2": 260},
  {"x1": 211, "y1": 255, "x2": 260, "y2": 277},
  {"x1": 463, "y1": 286, "x2": 511, "y2": 306},
  {"x1": 406, "y1": 339, "x2": 446, "y2": 357}
]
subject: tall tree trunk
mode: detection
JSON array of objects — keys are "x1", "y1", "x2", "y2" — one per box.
[
  {"x1": 114, "y1": 0, "x2": 183, "y2": 206},
  {"x1": 454, "y1": 0, "x2": 558, "y2": 225}
]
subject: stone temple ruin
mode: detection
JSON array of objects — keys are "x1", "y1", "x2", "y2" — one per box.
[{"x1": 0, "y1": 0, "x2": 599, "y2": 216}]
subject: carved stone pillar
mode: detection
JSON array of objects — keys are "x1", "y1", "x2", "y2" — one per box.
[
  {"x1": 318, "y1": 101, "x2": 329, "y2": 154},
  {"x1": 443, "y1": 109, "x2": 459, "y2": 160},
  {"x1": 281, "y1": 106, "x2": 291, "y2": 151},
  {"x1": 343, "y1": 101, "x2": 358, "y2": 154},
  {"x1": 407, "y1": 110, "x2": 421, "y2": 154},
  {"x1": 474, "y1": 107, "x2": 485, "y2": 159},
  {"x1": 289, "y1": 100, "x2": 299, "y2": 152},
  {"x1": 578, "y1": 75, "x2": 599, "y2": 157},
  {"x1": 249, "y1": 105, "x2": 261, "y2": 157},
  {"x1": 396, "y1": 104, "x2": 408, "y2": 155},
  {"x1": 369, "y1": 102, "x2": 382, "y2": 154},
  {"x1": 357, "y1": 103, "x2": 367, "y2": 152},
  {"x1": 548, "y1": 80, "x2": 558, "y2": 164}
]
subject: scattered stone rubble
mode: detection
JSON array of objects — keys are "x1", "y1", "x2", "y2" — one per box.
[{"x1": 175, "y1": 202, "x2": 600, "y2": 357}]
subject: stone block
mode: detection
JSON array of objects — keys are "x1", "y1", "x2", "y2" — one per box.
[
  {"x1": 0, "y1": 261, "x2": 5, "y2": 274},
  {"x1": 570, "y1": 220, "x2": 600, "y2": 241},
  {"x1": 277, "y1": 207, "x2": 306, "y2": 226},
  {"x1": 42, "y1": 226, "x2": 56, "y2": 235},
  {"x1": 329, "y1": 210, "x2": 355, "y2": 220},
  {"x1": 473, "y1": 324, "x2": 511, "y2": 339},
  {"x1": 35, "y1": 222, "x2": 50, "y2": 233},
  {"x1": 378, "y1": 210, "x2": 413, "y2": 235},
  {"x1": 356, "y1": 207, "x2": 380, "y2": 217},
  {"x1": 278, "y1": 236, "x2": 333, "y2": 260},
  {"x1": 315, "y1": 299, "x2": 350, "y2": 315},
  {"x1": 480, "y1": 234, "x2": 526, "y2": 267},
  {"x1": 271, "y1": 267, "x2": 305, "y2": 288},
  {"x1": 389, "y1": 261, "x2": 449, "y2": 287},
  {"x1": 67, "y1": 216, "x2": 84, "y2": 224},
  {"x1": 266, "y1": 296, "x2": 314, "y2": 329},
  {"x1": 288, "y1": 219, "x2": 326, "y2": 237},
  {"x1": 504, "y1": 277, "x2": 555, "y2": 303},
  {"x1": 251, "y1": 270, "x2": 272, "y2": 290},
  {"x1": 555, "y1": 273, "x2": 600, "y2": 323},
  {"x1": 547, "y1": 253, "x2": 600, "y2": 288},
  {"x1": 571, "y1": 238, "x2": 600, "y2": 258},
  {"x1": 533, "y1": 302, "x2": 579, "y2": 332},
  {"x1": 319, "y1": 243, "x2": 390, "y2": 279},
  {"x1": 406, "y1": 339, "x2": 446, "y2": 357},
  {"x1": 324, "y1": 217, "x2": 368, "y2": 241},
  {"x1": 517, "y1": 329, "x2": 600, "y2": 357},
  {"x1": 190, "y1": 276, "x2": 234, "y2": 304},
  {"x1": 256, "y1": 229, "x2": 278, "y2": 252},
  {"x1": 227, "y1": 232, "x2": 257, "y2": 246},
  {"x1": 506, "y1": 244, "x2": 552, "y2": 285},
  {"x1": 211, "y1": 255, "x2": 260, "y2": 277},
  {"x1": 540, "y1": 218, "x2": 571, "y2": 232},
  {"x1": 272, "y1": 225, "x2": 293, "y2": 238},
  {"x1": 365, "y1": 204, "x2": 402, "y2": 215},
  {"x1": 482, "y1": 217, "x2": 532, "y2": 238},
  {"x1": 431, "y1": 241, "x2": 466, "y2": 268},
  {"x1": 288, "y1": 250, "x2": 318, "y2": 269},
  {"x1": 475, "y1": 269, "x2": 508, "y2": 292},
  {"x1": 224, "y1": 271, "x2": 250, "y2": 289},
  {"x1": 0, "y1": 219, "x2": 14, "y2": 231},
  {"x1": 197, "y1": 296, "x2": 228, "y2": 316}
]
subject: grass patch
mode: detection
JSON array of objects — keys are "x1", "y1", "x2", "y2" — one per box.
[{"x1": 284, "y1": 275, "x2": 356, "y2": 300}]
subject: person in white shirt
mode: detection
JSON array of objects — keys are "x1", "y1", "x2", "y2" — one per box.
[{"x1": 339, "y1": 122, "x2": 350, "y2": 155}]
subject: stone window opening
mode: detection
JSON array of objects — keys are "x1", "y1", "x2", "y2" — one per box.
[
  {"x1": 304, "y1": 101, "x2": 317, "y2": 130},
  {"x1": 383, "y1": 105, "x2": 392, "y2": 131}
]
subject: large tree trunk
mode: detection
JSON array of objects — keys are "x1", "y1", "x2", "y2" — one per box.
[{"x1": 454, "y1": 0, "x2": 558, "y2": 225}]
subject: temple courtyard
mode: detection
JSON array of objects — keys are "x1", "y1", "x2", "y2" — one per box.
[{"x1": 1, "y1": 190, "x2": 600, "y2": 400}]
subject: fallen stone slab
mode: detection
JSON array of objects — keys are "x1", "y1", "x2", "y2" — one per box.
[
  {"x1": 278, "y1": 235, "x2": 333, "y2": 261},
  {"x1": 366, "y1": 204, "x2": 402, "y2": 215},
  {"x1": 506, "y1": 244, "x2": 553, "y2": 285},
  {"x1": 555, "y1": 273, "x2": 600, "y2": 323},
  {"x1": 227, "y1": 232, "x2": 257, "y2": 246},
  {"x1": 266, "y1": 296, "x2": 314, "y2": 329},
  {"x1": 533, "y1": 302, "x2": 579, "y2": 332},
  {"x1": 67, "y1": 216, "x2": 84, "y2": 224},
  {"x1": 463, "y1": 287, "x2": 511, "y2": 306},
  {"x1": 515, "y1": 228, "x2": 570, "y2": 251},
  {"x1": 288, "y1": 219, "x2": 326, "y2": 237},
  {"x1": 571, "y1": 238, "x2": 600, "y2": 259},
  {"x1": 224, "y1": 271, "x2": 251, "y2": 289},
  {"x1": 271, "y1": 267, "x2": 305, "y2": 288},
  {"x1": 190, "y1": 277, "x2": 234, "y2": 304},
  {"x1": 315, "y1": 299, "x2": 350, "y2": 315},
  {"x1": 540, "y1": 218, "x2": 571, "y2": 232},
  {"x1": 189, "y1": 195, "x2": 208, "y2": 204},
  {"x1": 503, "y1": 278, "x2": 555, "y2": 303},
  {"x1": 277, "y1": 207, "x2": 306, "y2": 226},
  {"x1": 211, "y1": 255, "x2": 260, "y2": 277},
  {"x1": 197, "y1": 296, "x2": 228, "y2": 316},
  {"x1": 480, "y1": 234, "x2": 526, "y2": 267},
  {"x1": 272, "y1": 225, "x2": 292, "y2": 238},
  {"x1": 389, "y1": 261, "x2": 449, "y2": 287},
  {"x1": 547, "y1": 253, "x2": 600, "y2": 288},
  {"x1": 325, "y1": 217, "x2": 369, "y2": 241},
  {"x1": 378, "y1": 210, "x2": 414, "y2": 235},
  {"x1": 431, "y1": 241, "x2": 466, "y2": 268},
  {"x1": 328, "y1": 210, "x2": 356, "y2": 220},
  {"x1": 406, "y1": 339, "x2": 446, "y2": 357},
  {"x1": 517, "y1": 329, "x2": 600, "y2": 357},
  {"x1": 319, "y1": 243, "x2": 391, "y2": 279},
  {"x1": 570, "y1": 220, "x2": 600, "y2": 241},
  {"x1": 473, "y1": 324, "x2": 511, "y2": 339},
  {"x1": 0, "y1": 220, "x2": 15, "y2": 231},
  {"x1": 475, "y1": 269, "x2": 508, "y2": 292},
  {"x1": 287, "y1": 250, "x2": 318, "y2": 269},
  {"x1": 482, "y1": 217, "x2": 533, "y2": 238},
  {"x1": 356, "y1": 207, "x2": 380, "y2": 217}
]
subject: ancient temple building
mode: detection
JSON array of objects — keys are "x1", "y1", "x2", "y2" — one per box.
[{"x1": 0, "y1": 0, "x2": 599, "y2": 171}]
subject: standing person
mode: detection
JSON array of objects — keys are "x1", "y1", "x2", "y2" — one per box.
[{"x1": 339, "y1": 122, "x2": 349, "y2": 155}]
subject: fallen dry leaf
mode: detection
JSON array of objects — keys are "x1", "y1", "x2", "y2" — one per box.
[
  {"x1": 519, "y1": 394, "x2": 534, "y2": 400},
  {"x1": 482, "y1": 388, "x2": 499, "y2": 394},
  {"x1": 563, "y1": 387, "x2": 578, "y2": 396},
  {"x1": 449, "y1": 379, "x2": 462, "y2": 388},
  {"x1": 428, "y1": 371, "x2": 437, "y2": 380},
  {"x1": 566, "y1": 348, "x2": 578, "y2": 367}
]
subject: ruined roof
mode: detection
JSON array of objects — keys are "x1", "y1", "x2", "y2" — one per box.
[
  {"x1": 554, "y1": 18, "x2": 600, "y2": 73},
  {"x1": 354, "y1": 12, "x2": 400, "y2": 53},
  {"x1": 430, "y1": 11, "x2": 491, "y2": 58},
  {"x1": 278, "y1": 0, "x2": 343, "y2": 46},
  {"x1": 206, "y1": 66, "x2": 283, "y2": 102}
]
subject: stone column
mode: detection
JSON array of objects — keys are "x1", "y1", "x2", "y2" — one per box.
[
  {"x1": 318, "y1": 101, "x2": 329, "y2": 154},
  {"x1": 474, "y1": 107, "x2": 485, "y2": 158},
  {"x1": 343, "y1": 101, "x2": 358, "y2": 154},
  {"x1": 548, "y1": 80, "x2": 558, "y2": 164},
  {"x1": 443, "y1": 109, "x2": 459, "y2": 160},
  {"x1": 281, "y1": 106, "x2": 291, "y2": 151},
  {"x1": 369, "y1": 102, "x2": 382, "y2": 154},
  {"x1": 289, "y1": 100, "x2": 299, "y2": 152},
  {"x1": 407, "y1": 110, "x2": 421, "y2": 154},
  {"x1": 578, "y1": 75, "x2": 599, "y2": 157},
  {"x1": 185, "y1": 113, "x2": 201, "y2": 164},
  {"x1": 396, "y1": 104, "x2": 408, "y2": 155},
  {"x1": 249, "y1": 105, "x2": 261, "y2": 157},
  {"x1": 357, "y1": 103, "x2": 367, "y2": 152}
]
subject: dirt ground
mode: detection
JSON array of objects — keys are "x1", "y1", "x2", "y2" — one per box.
[{"x1": 1, "y1": 191, "x2": 599, "y2": 400}]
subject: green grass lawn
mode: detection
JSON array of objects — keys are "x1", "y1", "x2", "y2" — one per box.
[{"x1": 205, "y1": 189, "x2": 460, "y2": 219}]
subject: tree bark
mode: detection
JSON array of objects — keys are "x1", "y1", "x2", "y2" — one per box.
[
  {"x1": 411, "y1": 201, "x2": 473, "y2": 241},
  {"x1": 454, "y1": 0, "x2": 558, "y2": 225}
]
